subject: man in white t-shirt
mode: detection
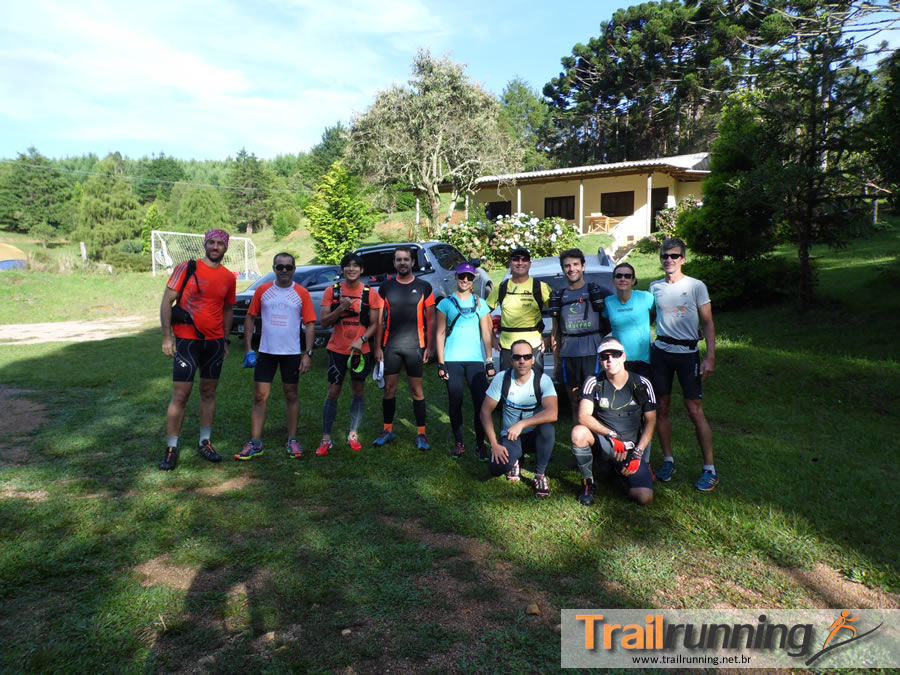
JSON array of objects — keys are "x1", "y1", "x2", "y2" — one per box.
[
  {"x1": 480, "y1": 340, "x2": 558, "y2": 498},
  {"x1": 236, "y1": 252, "x2": 317, "y2": 460},
  {"x1": 649, "y1": 237, "x2": 717, "y2": 491}
]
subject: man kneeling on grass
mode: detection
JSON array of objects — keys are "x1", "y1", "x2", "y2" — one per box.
[
  {"x1": 570, "y1": 337, "x2": 657, "y2": 506},
  {"x1": 480, "y1": 340, "x2": 558, "y2": 498}
]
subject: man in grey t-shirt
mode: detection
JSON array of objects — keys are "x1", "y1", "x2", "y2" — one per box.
[
  {"x1": 649, "y1": 237, "x2": 718, "y2": 492},
  {"x1": 549, "y1": 248, "x2": 610, "y2": 420}
]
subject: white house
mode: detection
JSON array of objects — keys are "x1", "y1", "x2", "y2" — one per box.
[{"x1": 460, "y1": 152, "x2": 709, "y2": 252}]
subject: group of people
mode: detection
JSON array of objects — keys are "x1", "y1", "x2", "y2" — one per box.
[{"x1": 158, "y1": 229, "x2": 718, "y2": 505}]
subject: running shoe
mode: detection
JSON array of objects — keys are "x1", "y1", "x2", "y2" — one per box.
[
  {"x1": 534, "y1": 473, "x2": 550, "y2": 498},
  {"x1": 577, "y1": 477, "x2": 595, "y2": 506},
  {"x1": 348, "y1": 435, "x2": 363, "y2": 452},
  {"x1": 694, "y1": 470, "x2": 719, "y2": 492},
  {"x1": 505, "y1": 460, "x2": 520, "y2": 482},
  {"x1": 477, "y1": 443, "x2": 490, "y2": 463},
  {"x1": 656, "y1": 460, "x2": 676, "y2": 482},
  {"x1": 451, "y1": 442, "x2": 465, "y2": 459},
  {"x1": 373, "y1": 429, "x2": 395, "y2": 447},
  {"x1": 234, "y1": 441, "x2": 264, "y2": 461},
  {"x1": 416, "y1": 434, "x2": 431, "y2": 452},
  {"x1": 315, "y1": 439, "x2": 333, "y2": 456},
  {"x1": 197, "y1": 439, "x2": 222, "y2": 463},
  {"x1": 159, "y1": 446, "x2": 178, "y2": 471},
  {"x1": 286, "y1": 439, "x2": 303, "y2": 459}
]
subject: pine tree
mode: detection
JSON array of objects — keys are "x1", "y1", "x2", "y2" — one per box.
[
  {"x1": 74, "y1": 156, "x2": 142, "y2": 258},
  {"x1": 304, "y1": 162, "x2": 375, "y2": 264}
]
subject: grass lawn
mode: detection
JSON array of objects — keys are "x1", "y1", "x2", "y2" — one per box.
[{"x1": 0, "y1": 227, "x2": 898, "y2": 672}]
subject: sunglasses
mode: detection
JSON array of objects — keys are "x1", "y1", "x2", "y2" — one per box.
[
  {"x1": 510, "y1": 255, "x2": 530, "y2": 262},
  {"x1": 614, "y1": 272, "x2": 634, "y2": 279},
  {"x1": 660, "y1": 253, "x2": 683, "y2": 260},
  {"x1": 274, "y1": 264, "x2": 295, "y2": 272},
  {"x1": 457, "y1": 273, "x2": 475, "y2": 281},
  {"x1": 511, "y1": 353, "x2": 534, "y2": 361},
  {"x1": 599, "y1": 350, "x2": 624, "y2": 360}
]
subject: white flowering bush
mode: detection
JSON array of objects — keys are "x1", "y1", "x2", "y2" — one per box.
[{"x1": 442, "y1": 212, "x2": 578, "y2": 269}]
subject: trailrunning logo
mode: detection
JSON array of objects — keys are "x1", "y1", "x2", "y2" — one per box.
[{"x1": 560, "y1": 609, "x2": 899, "y2": 669}]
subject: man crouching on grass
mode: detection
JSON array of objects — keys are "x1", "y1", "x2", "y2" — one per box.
[
  {"x1": 480, "y1": 339, "x2": 558, "y2": 498},
  {"x1": 158, "y1": 229, "x2": 236, "y2": 471},
  {"x1": 570, "y1": 337, "x2": 657, "y2": 506}
]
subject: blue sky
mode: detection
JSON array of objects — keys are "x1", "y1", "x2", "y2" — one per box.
[
  {"x1": 0, "y1": 0, "x2": 625, "y2": 161},
  {"x1": 1, "y1": 0, "x2": 897, "y2": 162}
]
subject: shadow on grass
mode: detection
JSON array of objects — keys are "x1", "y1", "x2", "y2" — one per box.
[{"x1": 0, "y1": 313, "x2": 897, "y2": 670}]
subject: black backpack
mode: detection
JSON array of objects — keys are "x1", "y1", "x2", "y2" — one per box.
[
  {"x1": 330, "y1": 282, "x2": 373, "y2": 327},
  {"x1": 550, "y1": 282, "x2": 607, "y2": 336},
  {"x1": 497, "y1": 278, "x2": 545, "y2": 334},
  {"x1": 499, "y1": 368, "x2": 543, "y2": 420},
  {"x1": 170, "y1": 260, "x2": 199, "y2": 326}
]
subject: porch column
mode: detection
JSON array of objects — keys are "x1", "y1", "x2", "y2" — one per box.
[
  {"x1": 579, "y1": 179, "x2": 584, "y2": 234},
  {"x1": 516, "y1": 186, "x2": 522, "y2": 215},
  {"x1": 646, "y1": 173, "x2": 653, "y2": 236}
]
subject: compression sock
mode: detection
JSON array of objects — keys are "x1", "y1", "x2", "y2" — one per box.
[
  {"x1": 199, "y1": 427, "x2": 211, "y2": 444},
  {"x1": 572, "y1": 445, "x2": 594, "y2": 479},
  {"x1": 349, "y1": 396, "x2": 364, "y2": 432},
  {"x1": 322, "y1": 397, "x2": 338, "y2": 435},
  {"x1": 413, "y1": 398, "x2": 426, "y2": 427},
  {"x1": 383, "y1": 398, "x2": 396, "y2": 425},
  {"x1": 167, "y1": 435, "x2": 179, "y2": 448}
]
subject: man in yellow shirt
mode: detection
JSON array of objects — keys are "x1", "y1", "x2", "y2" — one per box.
[{"x1": 487, "y1": 247, "x2": 552, "y2": 375}]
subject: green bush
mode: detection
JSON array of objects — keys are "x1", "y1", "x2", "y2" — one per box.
[
  {"x1": 635, "y1": 236, "x2": 660, "y2": 254},
  {"x1": 272, "y1": 208, "x2": 300, "y2": 240},
  {"x1": 683, "y1": 256, "x2": 804, "y2": 310},
  {"x1": 101, "y1": 251, "x2": 152, "y2": 272},
  {"x1": 117, "y1": 239, "x2": 145, "y2": 254}
]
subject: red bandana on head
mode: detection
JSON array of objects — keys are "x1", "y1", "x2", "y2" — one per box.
[{"x1": 205, "y1": 229, "x2": 230, "y2": 247}]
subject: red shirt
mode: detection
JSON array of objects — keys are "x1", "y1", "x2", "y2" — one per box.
[
  {"x1": 321, "y1": 282, "x2": 384, "y2": 355},
  {"x1": 167, "y1": 259, "x2": 236, "y2": 340}
]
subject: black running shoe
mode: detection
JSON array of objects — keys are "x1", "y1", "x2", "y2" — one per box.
[
  {"x1": 197, "y1": 439, "x2": 222, "y2": 463},
  {"x1": 159, "y1": 446, "x2": 178, "y2": 471},
  {"x1": 577, "y1": 477, "x2": 595, "y2": 506}
]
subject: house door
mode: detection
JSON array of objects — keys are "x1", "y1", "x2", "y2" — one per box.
[{"x1": 651, "y1": 188, "x2": 669, "y2": 233}]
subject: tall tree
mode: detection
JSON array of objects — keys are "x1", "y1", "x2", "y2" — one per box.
[
  {"x1": 499, "y1": 78, "x2": 554, "y2": 170},
  {"x1": 304, "y1": 162, "x2": 375, "y2": 263},
  {"x1": 171, "y1": 186, "x2": 230, "y2": 233},
  {"x1": 544, "y1": 0, "x2": 740, "y2": 165},
  {"x1": 349, "y1": 49, "x2": 521, "y2": 229},
  {"x1": 310, "y1": 123, "x2": 350, "y2": 176},
  {"x1": 868, "y1": 50, "x2": 900, "y2": 210},
  {"x1": 0, "y1": 147, "x2": 73, "y2": 232},
  {"x1": 227, "y1": 148, "x2": 274, "y2": 234},
  {"x1": 134, "y1": 153, "x2": 186, "y2": 203},
  {"x1": 73, "y1": 155, "x2": 142, "y2": 257},
  {"x1": 745, "y1": 0, "x2": 892, "y2": 309}
]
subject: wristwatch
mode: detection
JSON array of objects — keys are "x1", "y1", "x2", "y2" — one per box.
[
  {"x1": 305, "y1": 349, "x2": 314, "y2": 357},
  {"x1": 361, "y1": 334, "x2": 369, "y2": 343}
]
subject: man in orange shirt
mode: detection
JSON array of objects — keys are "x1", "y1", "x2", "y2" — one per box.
[
  {"x1": 316, "y1": 252, "x2": 384, "y2": 455},
  {"x1": 235, "y1": 252, "x2": 317, "y2": 461},
  {"x1": 158, "y1": 229, "x2": 236, "y2": 470}
]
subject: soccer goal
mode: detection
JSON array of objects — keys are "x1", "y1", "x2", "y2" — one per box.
[{"x1": 151, "y1": 230, "x2": 262, "y2": 280}]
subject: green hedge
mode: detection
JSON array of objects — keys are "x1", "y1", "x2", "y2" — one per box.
[{"x1": 683, "y1": 256, "x2": 804, "y2": 310}]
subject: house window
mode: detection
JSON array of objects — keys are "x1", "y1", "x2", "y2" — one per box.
[
  {"x1": 485, "y1": 201, "x2": 512, "y2": 220},
  {"x1": 544, "y1": 196, "x2": 575, "y2": 220},
  {"x1": 601, "y1": 191, "x2": 635, "y2": 217}
]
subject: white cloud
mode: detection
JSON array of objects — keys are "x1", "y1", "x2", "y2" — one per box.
[{"x1": 0, "y1": 0, "x2": 454, "y2": 158}]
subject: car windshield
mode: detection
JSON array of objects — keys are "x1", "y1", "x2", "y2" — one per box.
[{"x1": 356, "y1": 247, "x2": 422, "y2": 279}]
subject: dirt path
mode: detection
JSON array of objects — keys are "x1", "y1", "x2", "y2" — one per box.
[{"x1": 0, "y1": 316, "x2": 153, "y2": 345}]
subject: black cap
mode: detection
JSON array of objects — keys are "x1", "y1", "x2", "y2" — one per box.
[{"x1": 509, "y1": 247, "x2": 531, "y2": 259}]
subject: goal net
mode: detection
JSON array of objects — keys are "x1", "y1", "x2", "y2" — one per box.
[{"x1": 151, "y1": 230, "x2": 261, "y2": 280}]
